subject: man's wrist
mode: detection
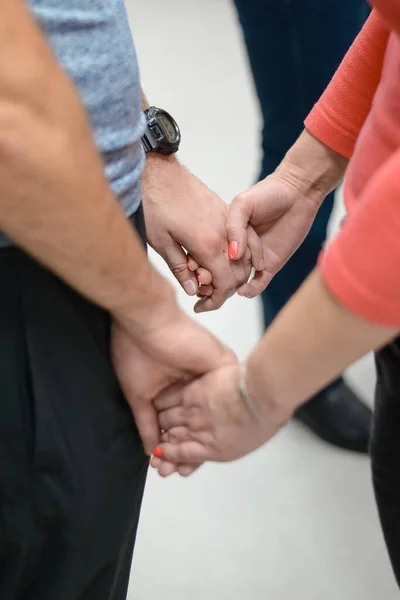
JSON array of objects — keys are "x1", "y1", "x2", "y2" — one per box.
[
  {"x1": 141, "y1": 152, "x2": 182, "y2": 219},
  {"x1": 143, "y1": 151, "x2": 179, "y2": 179},
  {"x1": 111, "y1": 268, "x2": 179, "y2": 340},
  {"x1": 276, "y1": 129, "x2": 348, "y2": 208}
]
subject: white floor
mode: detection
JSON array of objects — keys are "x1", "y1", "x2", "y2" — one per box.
[{"x1": 125, "y1": 1, "x2": 398, "y2": 597}]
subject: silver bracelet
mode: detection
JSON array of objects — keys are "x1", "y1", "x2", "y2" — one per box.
[{"x1": 238, "y1": 363, "x2": 266, "y2": 422}]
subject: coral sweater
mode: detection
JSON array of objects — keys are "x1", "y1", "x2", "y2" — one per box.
[{"x1": 305, "y1": 3, "x2": 400, "y2": 326}]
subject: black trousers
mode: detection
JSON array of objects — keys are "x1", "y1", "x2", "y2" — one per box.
[
  {"x1": 372, "y1": 338, "x2": 400, "y2": 587},
  {"x1": 0, "y1": 211, "x2": 148, "y2": 599}
]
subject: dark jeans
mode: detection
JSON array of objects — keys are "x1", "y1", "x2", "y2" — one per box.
[
  {"x1": 234, "y1": 0, "x2": 369, "y2": 390},
  {"x1": 373, "y1": 338, "x2": 400, "y2": 587},
  {"x1": 0, "y1": 210, "x2": 148, "y2": 600}
]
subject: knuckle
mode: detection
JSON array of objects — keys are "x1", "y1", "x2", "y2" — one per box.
[
  {"x1": 232, "y1": 192, "x2": 245, "y2": 205},
  {"x1": 170, "y1": 262, "x2": 189, "y2": 277}
]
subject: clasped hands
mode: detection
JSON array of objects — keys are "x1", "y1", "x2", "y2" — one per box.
[{"x1": 112, "y1": 155, "x2": 322, "y2": 476}]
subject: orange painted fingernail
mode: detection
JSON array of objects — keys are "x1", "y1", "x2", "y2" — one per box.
[
  {"x1": 154, "y1": 446, "x2": 163, "y2": 459},
  {"x1": 229, "y1": 241, "x2": 239, "y2": 260}
]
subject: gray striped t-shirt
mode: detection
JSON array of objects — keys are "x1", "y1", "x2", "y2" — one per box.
[{"x1": 0, "y1": 0, "x2": 145, "y2": 246}]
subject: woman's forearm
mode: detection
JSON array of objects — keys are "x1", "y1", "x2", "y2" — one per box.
[
  {"x1": 276, "y1": 129, "x2": 348, "y2": 209},
  {"x1": 246, "y1": 268, "x2": 398, "y2": 422}
]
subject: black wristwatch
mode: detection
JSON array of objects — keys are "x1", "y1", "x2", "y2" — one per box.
[{"x1": 141, "y1": 106, "x2": 181, "y2": 155}]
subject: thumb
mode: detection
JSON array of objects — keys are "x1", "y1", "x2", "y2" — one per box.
[
  {"x1": 163, "y1": 241, "x2": 199, "y2": 297},
  {"x1": 226, "y1": 190, "x2": 254, "y2": 261}
]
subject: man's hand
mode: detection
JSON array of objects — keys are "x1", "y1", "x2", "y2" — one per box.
[
  {"x1": 226, "y1": 130, "x2": 348, "y2": 297},
  {"x1": 142, "y1": 154, "x2": 260, "y2": 312},
  {"x1": 111, "y1": 300, "x2": 236, "y2": 456}
]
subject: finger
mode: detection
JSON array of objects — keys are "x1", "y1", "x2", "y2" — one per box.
[
  {"x1": 237, "y1": 268, "x2": 273, "y2": 298},
  {"x1": 159, "y1": 406, "x2": 187, "y2": 431},
  {"x1": 161, "y1": 429, "x2": 201, "y2": 476},
  {"x1": 187, "y1": 254, "x2": 200, "y2": 272},
  {"x1": 159, "y1": 406, "x2": 207, "y2": 433},
  {"x1": 246, "y1": 225, "x2": 264, "y2": 272},
  {"x1": 194, "y1": 287, "x2": 233, "y2": 313},
  {"x1": 158, "y1": 460, "x2": 178, "y2": 478},
  {"x1": 194, "y1": 296, "x2": 219, "y2": 313},
  {"x1": 163, "y1": 241, "x2": 198, "y2": 297},
  {"x1": 157, "y1": 441, "x2": 212, "y2": 464},
  {"x1": 154, "y1": 384, "x2": 184, "y2": 411},
  {"x1": 162, "y1": 426, "x2": 191, "y2": 444},
  {"x1": 151, "y1": 450, "x2": 179, "y2": 477},
  {"x1": 196, "y1": 268, "x2": 212, "y2": 286},
  {"x1": 178, "y1": 464, "x2": 202, "y2": 477},
  {"x1": 226, "y1": 191, "x2": 254, "y2": 261},
  {"x1": 134, "y1": 403, "x2": 161, "y2": 456},
  {"x1": 194, "y1": 295, "x2": 215, "y2": 313},
  {"x1": 197, "y1": 284, "x2": 213, "y2": 297},
  {"x1": 150, "y1": 455, "x2": 161, "y2": 469}
]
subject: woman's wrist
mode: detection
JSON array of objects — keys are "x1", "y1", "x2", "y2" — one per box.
[
  {"x1": 276, "y1": 129, "x2": 348, "y2": 208},
  {"x1": 243, "y1": 354, "x2": 293, "y2": 427}
]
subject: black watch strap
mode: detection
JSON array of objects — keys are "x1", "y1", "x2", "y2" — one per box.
[
  {"x1": 141, "y1": 106, "x2": 181, "y2": 155},
  {"x1": 141, "y1": 128, "x2": 157, "y2": 153}
]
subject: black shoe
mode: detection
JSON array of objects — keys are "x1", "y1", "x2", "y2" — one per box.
[{"x1": 294, "y1": 382, "x2": 372, "y2": 454}]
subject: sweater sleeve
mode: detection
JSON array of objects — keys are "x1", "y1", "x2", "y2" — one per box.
[
  {"x1": 305, "y1": 10, "x2": 389, "y2": 159},
  {"x1": 320, "y1": 149, "x2": 400, "y2": 327}
]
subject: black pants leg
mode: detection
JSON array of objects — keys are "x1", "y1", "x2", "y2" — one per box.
[
  {"x1": 0, "y1": 211, "x2": 148, "y2": 600},
  {"x1": 372, "y1": 337, "x2": 400, "y2": 587}
]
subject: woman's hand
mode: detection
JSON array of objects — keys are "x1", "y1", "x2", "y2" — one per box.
[
  {"x1": 226, "y1": 173, "x2": 320, "y2": 297},
  {"x1": 227, "y1": 130, "x2": 348, "y2": 298},
  {"x1": 186, "y1": 131, "x2": 347, "y2": 299},
  {"x1": 187, "y1": 172, "x2": 321, "y2": 299},
  {"x1": 150, "y1": 364, "x2": 291, "y2": 473}
]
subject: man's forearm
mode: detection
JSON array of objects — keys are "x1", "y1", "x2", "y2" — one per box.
[
  {"x1": 276, "y1": 129, "x2": 349, "y2": 208},
  {"x1": 246, "y1": 269, "x2": 398, "y2": 421},
  {"x1": 0, "y1": 2, "x2": 173, "y2": 334}
]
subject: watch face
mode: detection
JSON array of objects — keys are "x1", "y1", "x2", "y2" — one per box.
[{"x1": 157, "y1": 113, "x2": 178, "y2": 142}]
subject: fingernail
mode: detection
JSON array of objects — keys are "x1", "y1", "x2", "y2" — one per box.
[
  {"x1": 258, "y1": 259, "x2": 265, "y2": 271},
  {"x1": 245, "y1": 294, "x2": 253, "y2": 299},
  {"x1": 237, "y1": 291, "x2": 244, "y2": 297},
  {"x1": 188, "y1": 262, "x2": 195, "y2": 272},
  {"x1": 229, "y1": 241, "x2": 239, "y2": 260},
  {"x1": 197, "y1": 274, "x2": 201, "y2": 283},
  {"x1": 154, "y1": 446, "x2": 163, "y2": 459},
  {"x1": 183, "y1": 280, "x2": 197, "y2": 296}
]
